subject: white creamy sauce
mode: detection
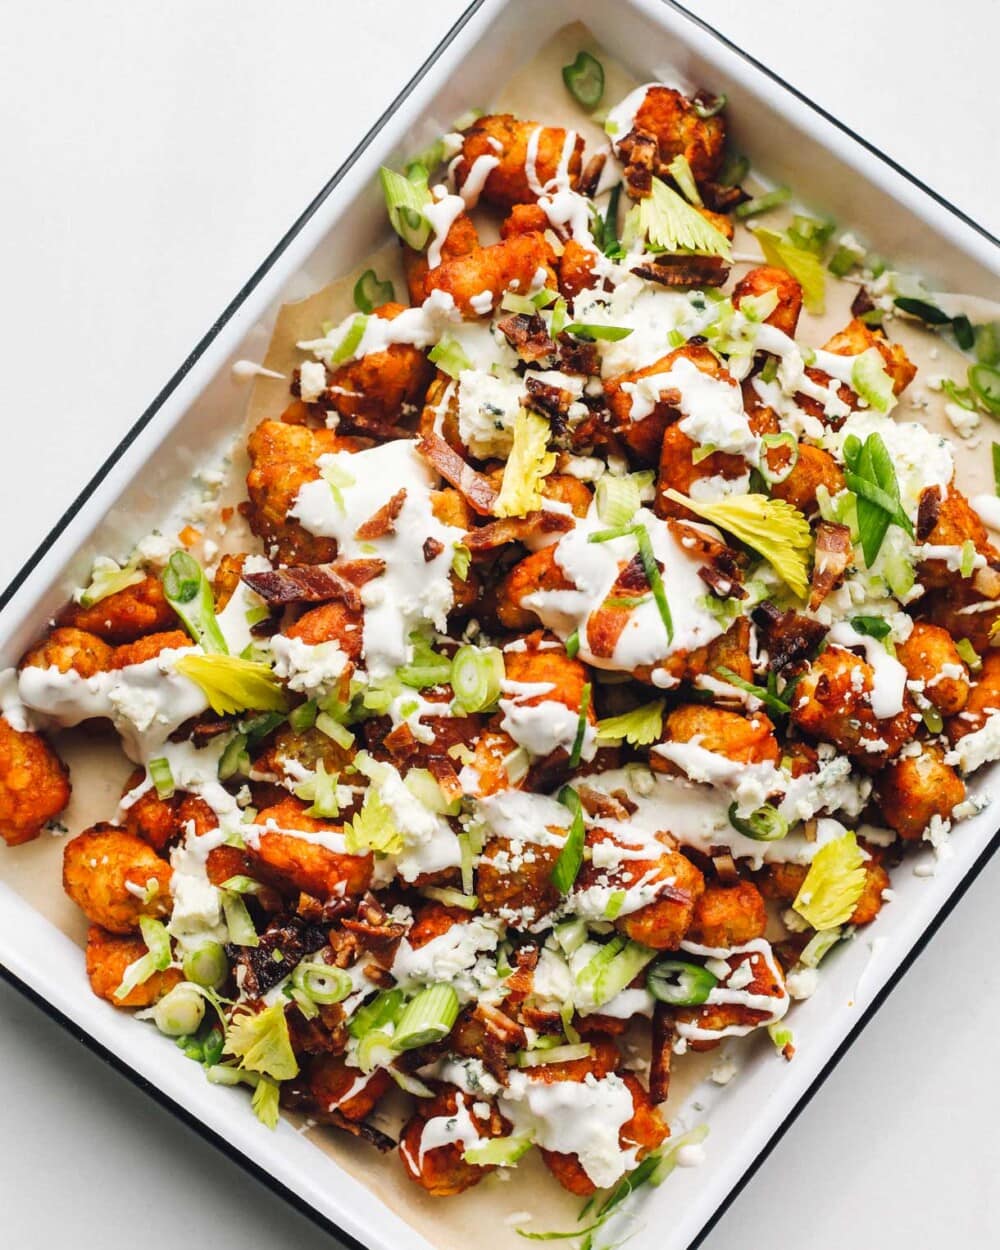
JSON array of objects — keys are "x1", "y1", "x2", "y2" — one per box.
[
  {"x1": 459, "y1": 154, "x2": 501, "y2": 208},
  {"x1": 675, "y1": 938, "x2": 789, "y2": 1040},
  {"x1": 425, "y1": 187, "x2": 467, "y2": 270},
  {"x1": 231, "y1": 359, "x2": 285, "y2": 382},
  {"x1": 269, "y1": 635, "x2": 349, "y2": 700},
  {"x1": 391, "y1": 916, "x2": 502, "y2": 1001},
  {"x1": 498, "y1": 679, "x2": 596, "y2": 761},
  {"x1": 826, "y1": 626, "x2": 908, "y2": 719},
  {"x1": 289, "y1": 439, "x2": 463, "y2": 679},
  {"x1": 298, "y1": 289, "x2": 460, "y2": 368}
]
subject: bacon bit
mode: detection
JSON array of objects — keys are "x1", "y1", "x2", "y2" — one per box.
[
  {"x1": 699, "y1": 180, "x2": 750, "y2": 213},
  {"x1": 462, "y1": 510, "x2": 574, "y2": 552},
  {"x1": 649, "y1": 1004, "x2": 674, "y2": 1104},
  {"x1": 423, "y1": 536, "x2": 445, "y2": 562},
  {"x1": 617, "y1": 127, "x2": 658, "y2": 198},
  {"x1": 417, "y1": 434, "x2": 498, "y2": 517},
  {"x1": 577, "y1": 152, "x2": 607, "y2": 199},
  {"x1": 382, "y1": 720, "x2": 419, "y2": 762},
  {"x1": 699, "y1": 564, "x2": 746, "y2": 600},
  {"x1": 296, "y1": 894, "x2": 356, "y2": 928},
  {"x1": 354, "y1": 488, "x2": 407, "y2": 541},
  {"x1": 496, "y1": 312, "x2": 557, "y2": 364},
  {"x1": 241, "y1": 559, "x2": 385, "y2": 609},
  {"x1": 752, "y1": 601, "x2": 827, "y2": 672},
  {"x1": 449, "y1": 1005, "x2": 514, "y2": 1085},
  {"x1": 477, "y1": 1000, "x2": 527, "y2": 1047},
  {"x1": 178, "y1": 525, "x2": 202, "y2": 549},
  {"x1": 711, "y1": 852, "x2": 740, "y2": 885},
  {"x1": 916, "y1": 485, "x2": 941, "y2": 543},
  {"x1": 609, "y1": 788, "x2": 639, "y2": 816},
  {"x1": 631, "y1": 255, "x2": 731, "y2": 288},
  {"x1": 188, "y1": 716, "x2": 233, "y2": 747},
  {"x1": 524, "y1": 374, "x2": 575, "y2": 423},
  {"x1": 555, "y1": 335, "x2": 600, "y2": 376},
  {"x1": 427, "y1": 756, "x2": 464, "y2": 805},
  {"x1": 850, "y1": 286, "x2": 877, "y2": 320},
  {"x1": 576, "y1": 785, "x2": 633, "y2": 822},
  {"x1": 809, "y1": 521, "x2": 852, "y2": 610},
  {"x1": 342, "y1": 891, "x2": 408, "y2": 946}
]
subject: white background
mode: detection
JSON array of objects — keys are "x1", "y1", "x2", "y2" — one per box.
[{"x1": 2, "y1": 1, "x2": 998, "y2": 1246}]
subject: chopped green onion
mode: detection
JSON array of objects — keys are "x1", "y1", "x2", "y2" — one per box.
[
  {"x1": 799, "y1": 927, "x2": 844, "y2": 968},
  {"x1": 849, "y1": 615, "x2": 892, "y2": 641},
  {"x1": 148, "y1": 757, "x2": 175, "y2": 800},
  {"x1": 759, "y1": 431, "x2": 799, "y2": 486},
  {"x1": 288, "y1": 699, "x2": 318, "y2": 733},
  {"x1": 222, "y1": 891, "x2": 258, "y2": 947},
  {"x1": 952, "y1": 315, "x2": 974, "y2": 352},
  {"x1": 759, "y1": 355, "x2": 779, "y2": 383},
  {"x1": 786, "y1": 215, "x2": 836, "y2": 256},
  {"x1": 692, "y1": 92, "x2": 726, "y2": 119},
  {"x1": 646, "y1": 958, "x2": 718, "y2": 1006},
  {"x1": 666, "y1": 154, "x2": 702, "y2": 206},
  {"x1": 451, "y1": 644, "x2": 504, "y2": 713},
  {"x1": 516, "y1": 1043, "x2": 592, "y2": 1068},
  {"x1": 564, "y1": 322, "x2": 633, "y2": 342},
  {"x1": 565, "y1": 629, "x2": 580, "y2": 660},
  {"x1": 77, "y1": 560, "x2": 145, "y2": 609},
  {"x1": 315, "y1": 712, "x2": 354, "y2": 749},
  {"x1": 970, "y1": 363, "x2": 1000, "y2": 415},
  {"x1": 421, "y1": 885, "x2": 479, "y2": 911},
  {"x1": 851, "y1": 347, "x2": 895, "y2": 413},
  {"x1": 114, "y1": 916, "x2": 173, "y2": 1001},
  {"x1": 960, "y1": 538, "x2": 977, "y2": 578},
  {"x1": 348, "y1": 988, "x2": 405, "y2": 1039},
  {"x1": 405, "y1": 768, "x2": 462, "y2": 816},
  {"x1": 392, "y1": 984, "x2": 460, "y2": 1050},
  {"x1": 397, "y1": 633, "x2": 452, "y2": 689},
  {"x1": 727, "y1": 801, "x2": 788, "y2": 842},
  {"x1": 551, "y1": 786, "x2": 585, "y2": 894},
  {"x1": 451, "y1": 543, "x2": 471, "y2": 582},
  {"x1": 501, "y1": 289, "x2": 556, "y2": 315},
  {"x1": 975, "y1": 323, "x2": 1000, "y2": 366},
  {"x1": 218, "y1": 733, "x2": 249, "y2": 782},
  {"x1": 735, "y1": 187, "x2": 791, "y2": 220},
  {"x1": 379, "y1": 165, "x2": 432, "y2": 250},
  {"x1": 353, "y1": 268, "x2": 395, "y2": 314},
  {"x1": 329, "y1": 314, "x2": 368, "y2": 367},
  {"x1": 182, "y1": 942, "x2": 229, "y2": 990},
  {"x1": 355, "y1": 1028, "x2": 395, "y2": 1074},
  {"x1": 153, "y1": 983, "x2": 206, "y2": 1038},
  {"x1": 956, "y1": 638, "x2": 982, "y2": 672},
  {"x1": 294, "y1": 760, "x2": 341, "y2": 819},
  {"x1": 717, "y1": 151, "x2": 749, "y2": 187},
  {"x1": 577, "y1": 937, "x2": 657, "y2": 1008},
  {"x1": 464, "y1": 1135, "x2": 534, "y2": 1167},
  {"x1": 568, "y1": 682, "x2": 592, "y2": 769},
  {"x1": 161, "y1": 550, "x2": 228, "y2": 654},
  {"x1": 601, "y1": 183, "x2": 623, "y2": 259},
  {"x1": 428, "y1": 335, "x2": 473, "y2": 379},
  {"x1": 633, "y1": 525, "x2": 673, "y2": 644},
  {"x1": 893, "y1": 296, "x2": 951, "y2": 325},
  {"x1": 292, "y1": 960, "x2": 352, "y2": 1005},
  {"x1": 595, "y1": 474, "x2": 642, "y2": 528},
  {"x1": 715, "y1": 665, "x2": 791, "y2": 715},
  {"x1": 561, "y1": 50, "x2": 605, "y2": 109},
  {"x1": 921, "y1": 702, "x2": 944, "y2": 734},
  {"x1": 828, "y1": 245, "x2": 860, "y2": 277}
]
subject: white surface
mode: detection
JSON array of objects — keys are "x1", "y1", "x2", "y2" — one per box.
[{"x1": 1, "y1": 1, "x2": 998, "y2": 1247}]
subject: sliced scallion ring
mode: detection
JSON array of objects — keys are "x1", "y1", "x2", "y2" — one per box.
[
  {"x1": 161, "y1": 550, "x2": 228, "y2": 654},
  {"x1": 646, "y1": 959, "x2": 718, "y2": 1006},
  {"x1": 561, "y1": 50, "x2": 605, "y2": 109},
  {"x1": 759, "y1": 431, "x2": 799, "y2": 486},
  {"x1": 451, "y1": 644, "x2": 505, "y2": 713},
  {"x1": 727, "y1": 801, "x2": 788, "y2": 842},
  {"x1": 734, "y1": 187, "x2": 791, "y2": 220},
  {"x1": 692, "y1": 92, "x2": 727, "y2": 119},
  {"x1": 595, "y1": 474, "x2": 642, "y2": 528},
  {"x1": 515, "y1": 1042, "x2": 592, "y2": 1068},
  {"x1": 551, "y1": 786, "x2": 585, "y2": 895},
  {"x1": 568, "y1": 681, "x2": 592, "y2": 770},
  {"x1": 291, "y1": 960, "x2": 352, "y2": 1005},
  {"x1": 182, "y1": 941, "x2": 229, "y2": 990},
  {"x1": 148, "y1": 756, "x2": 175, "y2": 800},
  {"x1": 392, "y1": 983, "x2": 460, "y2": 1050},
  {"x1": 970, "y1": 363, "x2": 1000, "y2": 415},
  {"x1": 353, "y1": 268, "x2": 395, "y2": 314},
  {"x1": 564, "y1": 322, "x2": 633, "y2": 341},
  {"x1": 379, "y1": 165, "x2": 432, "y2": 250}
]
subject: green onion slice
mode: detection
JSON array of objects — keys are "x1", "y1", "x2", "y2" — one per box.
[
  {"x1": 515, "y1": 1042, "x2": 592, "y2": 1068},
  {"x1": 565, "y1": 629, "x2": 580, "y2": 660},
  {"x1": 646, "y1": 958, "x2": 718, "y2": 1006},
  {"x1": 714, "y1": 665, "x2": 791, "y2": 715},
  {"x1": 975, "y1": 323, "x2": 1000, "y2": 365},
  {"x1": 633, "y1": 525, "x2": 674, "y2": 644},
  {"x1": 551, "y1": 786, "x2": 585, "y2": 895},
  {"x1": 148, "y1": 757, "x2": 175, "y2": 800},
  {"x1": 717, "y1": 151, "x2": 749, "y2": 187},
  {"x1": 392, "y1": 983, "x2": 460, "y2": 1050},
  {"x1": 577, "y1": 937, "x2": 657, "y2": 1008},
  {"x1": 568, "y1": 682, "x2": 592, "y2": 770},
  {"x1": 464, "y1": 1135, "x2": 534, "y2": 1167},
  {"x1": 595, "y1": 474, "x2": 642, "y2": 528},
  {"x1": 727, "y1": 801, "x2": 788, "y2": 842},
  {"x1": 734, "y1": 187, "x2": 791, "y2": 220},
  {"x1": 379, "y1": 165, "x2": 432, "y2": 250},
  {"x1": 970, "y1": 363, "x2": 1000, "y2": 415},
  {"x1": 291, "y1": 960, "x2": 352, "y2": 1005},
  {"x1": 564, "y1": 322, "x2": 633, "y2": 341},
  {"x1": 692, "y1": 92, "x2": 727, "y2": 119},
  {"x1": 451, "y1": 644, "x2": 505, "y2": 713},
  {"x1": 182, "y1": 942, "x2": 229, "y2": 990},
  {"x1": 828, "y1": 245, "x2": 860, "y2": 278},
  {"x1": 561, "y1": 50, "x2": 605, "y2": 109},
  {"x1": 161, "y1": 550, "x2": 228, "y2": 655},
  {"x1": 329, "y1": 314, "x2": 368, "y2": 367},
  {"x1": 849, "y1": 614, "x2": 891, "y2": 641},
  {"x1": 893, "y1": 296, "x2": 951, "y2": 325},
  {"x1": 77, "y1": 561, "x2": 145, "y2": 609},
  {"x1": 348, "y1": 988, "x2": 405, "y2": 1040},
  {"x1": 428, "y1": 335, "x2": 473, "y2": 379},
  {"x1": 221, "y1": 891, "x2": 258, "y2": 947},
  {"x1": 759, "y1": 431, "x2": 799, "y2": 486},
  {"x1": 353, "y1": 268, "x2": 395, "y2": 314}
]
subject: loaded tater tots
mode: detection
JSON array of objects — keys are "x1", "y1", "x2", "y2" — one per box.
[{"x1": 4, "y1": 50, "x2": 1000, "y2": 1217}]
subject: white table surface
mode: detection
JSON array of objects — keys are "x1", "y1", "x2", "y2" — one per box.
[{"x1": 2, "y1": 1, "x2": 998, "y2": 1246}]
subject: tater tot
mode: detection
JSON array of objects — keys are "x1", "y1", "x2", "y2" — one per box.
[
  {"x1": 823, "y1": 318, "x2": 917, "y2": 397},
  {"x1": 477, "y1": 836, "x2": 561, "y2": 925},
  {"x1": 732, "y1": 265, "x2": 803, "y2": 337},
  {"x1": 896, "y1": 621, "x2": 970, "y2": 716},
  {"x1": 454, "y1": 114, "x2": 584, "y2": 209},
  {"x1": 60, "y1": 575, "x2": 178, "y2": 643},
  {"x1": 917, "y1": 487, "x2": 999, "y2": 592},
  {"x1": 252, "y1": 796, "x2": 372, "y2": 899},
  {"x1": 86, "y1": 924, "x2": 182, "y2": 1007},
  {"x1": 769, "y1": 444, "x2": 845, "y2": 515},
  {"x1": 660, "y1": 705, "x2": 781, "y2": 766},
  {"x1": 405, "y1": 214, "x2": 479, "y2": 305},
  {"x1": 110, "y1": 630, "x2": 191, "y2": 669},
  {"x1": 424, "y1": 232, "x2": 558, "y2": 317},
  {"x1": 286, "y1": 602, "x2": 363, "y2": 662},
  {"x1": 947, "y1": 651, "x2": 1000, "y2": 744},
  {"x1": 495, "y1": 545, "x2": 575, "y2": 631},
  {"x1": 399, "y1": 1086, "x2": 507, "y2": 1195},
  {"x1": 63, "y1": 824, "x2": 172, "y2": 933},
  {"x1": 324, "y1": 303, "x2": 434, "y2": 433},
  {"x1": 0, "y1": 717, "x2": 71, "y2": 846},
  {"x1": 307, "y1": 1054, "x2": 391, "y2": 1121},
  {"x1": 20, "y1": 627, "x2": 113, "y2": 677},
  {"x1": 875, "y1": 742, "x2": 966, "y2": 841},
  {"x1": 689, "y1": 881, "x2": 767, "y2": 947},
  {"x1": 122, "y1": 770, "x2": 180, "y2": 853},
  {"x1": 627, "y1": 86, "x2": 726, "y2": 182}
]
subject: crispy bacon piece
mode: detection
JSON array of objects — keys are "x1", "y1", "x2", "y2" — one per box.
[
  {"x1": 576, "y1": 785, "x2": 634, "y2": 822},
  {"x1": 618, "y1": 127, "x2": 659, "y2": 198},
  {"x1": 850, "y1": 285, "x2": 877, "y2": 320},
  {"x1": 229, "y1": 917, "x2": 329, "y2": 997},
  {"x1": 555, "y1": 336, "x2": 601, "y2": 377},
  {"x1": 462, "y1": 510, "x2": 574, "y2": 553},
  {"x1": 342, "y1": 890, "x2": 408, "y2": 947},
  {"x1": 242, "y1": 559, "x2": 385, "y2": 609},
  {"x1": 423, "y1": 537, "x2": 445, "y2": 562},
  {"x1": 427, "y1": 756, "x2": 464, "y2": 805},
  {"x1": 354, "y1": 489, "x2": 407, "y2": 540},
  {"x1": 809, "y1": 521, "x2": 852, "y2": 610},
  {"x1": 577, "y1": 151, "x2": 607, "y2": 199},
  {"x1": 448, "y1": 1005, "x2": 515, "y2": 1085},
  {"x1": 753, "y1": 601, "x2": 827, "y2": 672},
  {"x1": 699, "y1": 564, "x2": 747, "y2": 600},
  {"x1": 699, "y1": 180, "x2": 750, "y2": 213},
  {"x1": 417, "y1": 434, "x2": 498, "y2": 516},
  {"x1": 524, "y1": 375, "x2": 576, "y2": 423},
  {"x1": 649, "y1": 1004, "x2": 674, "y2": 1104},
  {"x1": 281, "y1": 1084, "x2": 396, "y2": 1150},
  {"x1": 496, "y1": 312, "x2": 557, "y2": 364},
  {"x1": 631, "y1": 255, "x2": 730, "y2": 288},
  {"x1": 916, "y1": 485, "x2": 942, "y2": 543}
]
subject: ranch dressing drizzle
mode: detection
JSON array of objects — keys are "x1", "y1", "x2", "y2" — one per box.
[
  {"x1": 675, "y1": 938, "x2": 789, "y2": 1040},
  {"x1": 827, "y1": 623, "x2": 908, "y2": 718}
]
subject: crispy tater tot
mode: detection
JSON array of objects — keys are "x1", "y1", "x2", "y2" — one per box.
[
  {"x1": 655, "y1": 424, "x2": 747, "y2": 518},
  {"x1": 769, "y1": 444, "x2": 845, "y2": 515},
  {"x1": 405, "y1": 215, "x2": 479, "y2": 305},
  {"x1": 495, "y1": 545, "x2": 575, "y2": 631},
  {"x1": 790, "y1": 646, "x2": 916, "y2": 766},
  {"x1": 454, "y1": 114, "x2": 584, "y2": 209},
  {"x1": 306, "y1": 1054, "x2": 391, "y2": 1121},
  {"x1": 0, "y1": 717, "x2": 70, "y2": 846},
  {"x1": 758, "y1": 853, "x2": 888, "y2": 925},
  {"x1": 399, "y1": 1086, "x2": 508, "y2": 1195},
  {"x1": 732, "y1": 265, "x2": 803, "y2": 337},
  {"x1": 63, "y1": 824, "x2": 172, "y2": 933},
  {"x1": 252, "y1": 796, "x2": 372, "y2": 899},
  {"x1": 917, "y1": 486, "x2": 999, "y2": 592},
  {"x1": 659, "y1": 705, "x2": 781, "y2": 766},
  {"x1": 85, "y1": 924, "x2": 182, "y2": 1007},
  {"x1": 689, "y1": 881, "x2": 768, "y2": 947},
  {"x1": 20, "y1": 626, "x2": 113, "y2": 677},
  {"x1": 286, "y1": 602, "x2": 364, "y2": 662},
  {"x1": 627, "y1": 86, "x2": 726, "y2": 183},
  {"x1": 896, "y1": 621, "x2": 970, "y2": 716},
  {"x1": 559, "y1": 239, "x2": 599, "y2": 299},
  {"x1": 121, "y1": 769, "x2": 180, "y2": 853},
  {"x1": 110, "y1": 630, "x2": 191, "y2": 669},
  {"x1": 823, "y1": 318, "x2": 917, "y2": 397},
  {"x1": 424, "y1": 232, "x2": 558, "y2": 318},
  {"x1": 212, "y1": 553, "x2": 247, "y2": 612},
  {"x1": 947, "y1": 651, "x2": 1000, "y2": 744},
  {"x1": 59, "y1": 575, "x2": 178, "y2": 643},
  {"x1": 478, "y1": 836, "x2": 562, "y2": 925},
  {"x1": 875, "y1": 742, "x2": 965, "y2": 841}
]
